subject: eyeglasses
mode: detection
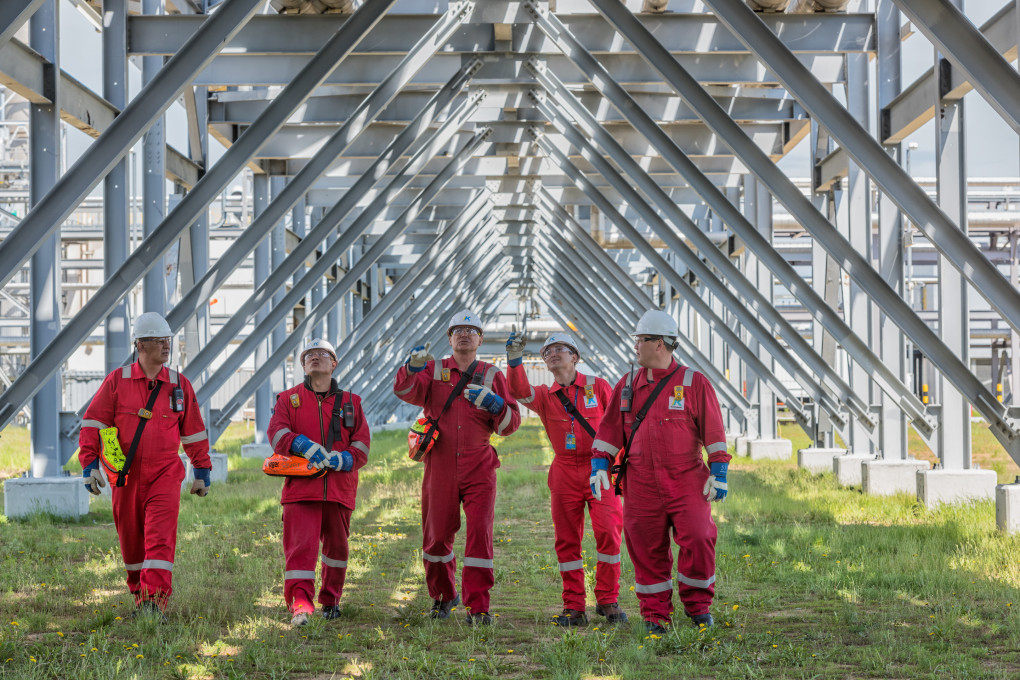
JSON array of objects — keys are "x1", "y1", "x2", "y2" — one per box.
[
  {"x1": 304, "y1": 350, "x2": 334, "y2": 360},
  {"x1": 140, "y1": 337, "x2": 171, "y2": 346},
  {"x1": 450, "y1": 327, "x2": 480, "y2": 336},
  {"x1": 541, "y1": 345, "x2": 573, "y2": 358},
  {"x1": 635, "y1": 336, "x2": 662, "y2": 345}
]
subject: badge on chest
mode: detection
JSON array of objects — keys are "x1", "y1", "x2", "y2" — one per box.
[
  {"x1": 441, "y1": 368, "x2": 451, "y2": 382},
  {"x1": 668, "y1": 386, "x2": 685, "y2": 411},
  {"x1": 583, "y1": 384, "x2": 598, "y2": 409}
]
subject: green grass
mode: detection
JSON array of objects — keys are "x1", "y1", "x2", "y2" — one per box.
[{"x1": 1, "y1": 421, "x2": 1019, "y2": 678}]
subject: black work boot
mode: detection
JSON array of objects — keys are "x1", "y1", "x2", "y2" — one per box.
[
  {"x1": 321, "y1": 605, "x2": 342, "y2": 620},
  {"x1": 133, "y1": 601, "x2": 168, "y2": 624},
  {"x1": 595, "y1": 602, "x2": 629, "y2": 623},
  {"x1": 645, "y1": 620, "x2": 668, "y2": 635},
  {"x1": 429, "y1": 594, "x2": 460, "y2": 620},
  {"x1": 688, "y1": 612, "x2": 714, "y2": 628},
  {"x1": 465, "y1": 611, "x2": 492, "y2": 626},
  {"x1": 552, "y1": 608, "x2": 588, "y2": 627}
]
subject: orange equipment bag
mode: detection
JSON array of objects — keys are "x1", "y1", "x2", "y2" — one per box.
[
  {"x1": 408, "y1": 417, "x2": 439, "y2": 462},
  {"x1": 262, "y1": 452, "x2": 326, "y2": 478}
]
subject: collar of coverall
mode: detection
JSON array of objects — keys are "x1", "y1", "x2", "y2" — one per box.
[
  {"x1": 549, "y1": 371, "x2": 588, "y2": 394},
  {"x1": 637, "y1": 358, "x2": 680, "y2": 386},
  {"x1": 303, "y1": 376, "x2": 340, "y2": 396},
  {"x1": 126, "y1": 361, "x2": 172, "y2": 382}
]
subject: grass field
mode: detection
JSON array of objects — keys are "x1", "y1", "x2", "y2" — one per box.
[{"x1": 1, "y1": 420, "x2": 1019, "y2": 679}]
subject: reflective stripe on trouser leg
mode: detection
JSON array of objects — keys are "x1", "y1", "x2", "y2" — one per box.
[
  {"x1": 551, "y1": 479, "x2": 587, "y2": 610},
  {"x1": 622, "y1": 478, "x2": 676, "y2": 624},
  {"x1": 460, "y1": 468, "x2": 497, "y2": 614},
  {"x1": 318, "y1": 503, "x2": 353, "y2": 608},
  {"x1": 671, "y1": 486, "x2": 718, "y2": 617},
  {"x1": 283, "y1": 501, "x2": 324, "y2": 615},
  {"x1": 589, "y1": 477, "x2": 624, "y2": 606}
]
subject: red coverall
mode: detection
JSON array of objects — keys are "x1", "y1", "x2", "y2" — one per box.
[
  {"x1": 507, "y1": 366, "x2": 623, "y2": 611},
  {"x1": 267, "y1": 378, "x2": 371, "y2": 617},
  {"x1": 592, "y1": 360, "x2": 729, "y2": 624},
  {"x1": 79, "y1": 363, "x2": 210, "y2": 608},
  {"x1": 393, "y1": 358, "x2": 520, "y2": 614}
]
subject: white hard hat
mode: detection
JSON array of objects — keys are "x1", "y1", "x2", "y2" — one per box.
[
  {"x1": 633, "y1": 310, "x2": 679, "y2": 338},
  {"x1": 540, "y1": 333, "x2": 579, "y2": 357},
  {"x1": 301, "y1": 338, "x2": 337, "y2": 362},
  {"x1": 448, "y1": 309, "x2": 483, "y2": 334},
  {"x1": 132, "y1": 312, "x2": 172, "y2": 340}
]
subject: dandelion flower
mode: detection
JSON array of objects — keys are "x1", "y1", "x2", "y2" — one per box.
[{"x1": 136, "y1": 654, "x2": 144, "y2": 659}]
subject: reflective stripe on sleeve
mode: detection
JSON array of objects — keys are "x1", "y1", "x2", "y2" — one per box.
[
  {"x1": 285, "y1": 570, "x2": 316, "y2": 580},
  {"x1": 168, "y1": 369, "x2": 179, "y2": 384},
  {"x1": 518, "y1": 387, "x2": 535, "y2": 405},
  {"x1": 705, "y1": 441, "x2": 728, "y2": 454},
  {"x1": 462, "y1": 557, "x2": 493, "y2": 569},
  {"x1": 350, "y1": 440, "x2": 369, "y2": 456},
  {"x1": 122, "y1": 366, "x2": 132, "y2": 379},
  {"x1": 677, "y1": 572, "x2": 716, "y2": 589},
  {"x1": 592, "y1": 439, "x2": 620, "y2": 456},
  {"x1": 124, "y1": 562, "x2": 143, "y2": 571},
  {"x1": 558, "y1": 560, "x2": 583, "y2": 572},
  {"x1": 141, "y1": 559, "x2": 174, "y2": 572},
  {"x1": 422, "y1": 550, "x2": 455, "y2": 564},
  {"x1": 271, "y1": 428, "x2": 292, "y2": 449},
  {"x1": 596, "y1": 552, "x2": 621, "y2": 564},
  {"x1": 321, "y1": 554, "x2": 348, "y2": 569},
  {"x1": 81, "y1": 419, "x2": 109, "y2": 430},
  {"x1": 496, "y1": 407, "x2": 513, "y2": 435},
  {"x1": 683, "y1": 368, "x2": 697, "y2": 387},
  {"x1": 395, "y1": 385, "x2": 413, "y2": 396},
  {"x1": 634, "y1": 579, "x2": 673, "y2": 594},
  {"x1": 433, "y1": 363, "x2": 443, "y2": 381},
  {"x1": 180, "y1": 430, "x2": 208, "y2": 445}
]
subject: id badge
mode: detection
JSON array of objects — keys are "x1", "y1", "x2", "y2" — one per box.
[
  {"x1": 669, "y1": 386, "x2": 685, "y2": 411},
  {"x1": 441, "y1": 368, "x2": 451, "y2": 382},
  {"x1": 583, "y1": 385, "x2": 598, "y2": 409},
  {"x1": 566, "y1": 433, "x2": 577, "y2": 450}
]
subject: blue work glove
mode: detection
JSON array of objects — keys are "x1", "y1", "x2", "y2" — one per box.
[
  {"x1": 589, "y1": 457, "x2": 611, "y2": 501},
  {"x1": 332, "y1": 450, "x2": 354, "y2": 472},
  {"x1": 291, "y1": 434, "x2": 331, "y2": 469},
  {"x1": 704, "y1": 461, "x2": 728, "y2": 502},
  {"x1": 406, "y1": 343, "x2": 433, "y2": 373},
  {"x1": 82, "y1": 459, "x2": 105, "y2": 496},
  {"x1": 190, "y1": 467, "x2": 211, "y2": 497},
  {"x1": 506, "y1": 326, "x2": 526, "y2": 367},
  {"x1": 463, "y1": 383, "x2": 505, "y2": 414}
]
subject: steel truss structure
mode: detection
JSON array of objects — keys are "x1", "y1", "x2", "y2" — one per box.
[{"x1": 1, "y1": 0, "x2": 1019, "y2": 483}]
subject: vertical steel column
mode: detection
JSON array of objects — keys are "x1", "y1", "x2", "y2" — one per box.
[
  {"x1": 877, "y1": 0, "x2": 909, "y2": 459},
  {"x1": 270, "y1": 176, "x2": 288, "y2": 397},
  {"x1": 141, "y1": 0, "x2": 166, "y2": 313},
  {"x1": 252, "y1": 173, "x2": 271, "y2": 445},
  {"x1": 1012, "y1": 229, "x2": 1019, "y2": 404},
  {"x1": 325, "y1": 212, "x2": 339, "y2": 343},
  {"x1": 754, "y1": 178, "x2": 777, "y2": 440},
  {"x1": 935, "y1": 3, "x2": 972, "y2": 468},
  {"x1": 292, "y1": 194, "x2": 309, "y2": 385},
  {"x1": 183, "y1": 86, "x2": 210, "y2": 379},
  {"x1": 845, "y1": 53, "x2": 877, "y2": 454},
  {"x1": 742, "y1": 177, "x2": 761, "y2": 439},
  {"x1": 28, "y1": 0, "x2": 60, "y2": 478},
  {"x1": 103, "y1": 0, "x2": 130, "y2": 375}
]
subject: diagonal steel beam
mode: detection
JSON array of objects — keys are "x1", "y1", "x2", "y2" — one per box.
[
  {"x1": 528, "y1": 4, "x2": 928, "y2": 435},
  {"x1": 0, "y1": 0, "x2": 46, "y2": 47},
  {"x1": 893, "y1": 0, "x2": 1020, "y2": 136},
  {"x1": 536, "y1": 297, "x2": 616, "y2": 380},
  {"x1": 0, "y1": 0, "x2": 264, "y2": 291},
  {"x1": 0, "y1": 0, "x2": 397, "y2": 430},
  {"x1": 586, "y1": 0, "x2": 1019, "y2": 458}
]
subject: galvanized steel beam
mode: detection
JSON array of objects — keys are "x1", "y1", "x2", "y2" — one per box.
[{"x1": 0, "y1": 0, "x2": 46, "y2": 47}]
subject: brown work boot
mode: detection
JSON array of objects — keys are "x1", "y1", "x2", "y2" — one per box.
[
  {"x1": 552, "y1": 608, "x2": 588, "y2": 627},
  {"x1": 595, "y1": 602, "x2": 629, "y2": 623}
]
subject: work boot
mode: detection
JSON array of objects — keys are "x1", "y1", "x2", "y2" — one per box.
[
  {"x1": 133, "y1": 601, "x2": 168, "y2": 624},
  {"x1": 321, "y1": 605, "x2": 342, "y2": 620},
  {"x1": 645, "y1": 620, "x2": 668, "y2": 635},
  {"x1": 595, "y1": 602, "x2": 629, "y2": 623},
  {"x1": 688, "y1": 612, "x2": 714, "y2": 628},
  {"x1": 429, "y1": 594, "x2": 460, "y2": 620},
  {"x1": 290, "y1": 611, "x2": 309, "y2": 627},
  {"x1": 465, "y1": 611, "x2": 492, "y2": 626},
  {"x1": 552, "y1": 608, "x2": 588, "y2": 627}
]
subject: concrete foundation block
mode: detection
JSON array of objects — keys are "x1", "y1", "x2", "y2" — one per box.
[
  {"x1": 862, "y1": 459, "x2": 929, "y2": 496},
  {"x1": 241, "y1": 443, "x2": 273, "y2": 459},
  {"x1": 725, "y1": 431, "x2": 741, "y2": 450},
  {"x1": 798, "y1": 448, "x2": 846, "y2": 474},
  {"x1": 833, "y1": 453, "x2": 875, "y2": 486},
  {"x1": 181, "y1": 451, "x2": 228, "y2": 492},
  {"x1": 917, "y1": 469, "x2": 997, "y2": 508},
  {"x1": 3, "y1": 476, "x2": 90, "y2": 519},
  {"x1": 996, "y1": 482, "x2": 1020, "y2": 534},
  {"x1": 748, "y1": 439, "x2": 792, "y2": 461},
  {"x1": 734, "y1": 436, "x2": 750, "y2": 457}
]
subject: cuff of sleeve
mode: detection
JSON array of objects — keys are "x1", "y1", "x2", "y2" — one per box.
[
  {"x1": 507, "y1": 356, "x2": 522, "y2": 367},
  {"x1": 406, "y1": 361, "x2": 424, "y2": 374}
]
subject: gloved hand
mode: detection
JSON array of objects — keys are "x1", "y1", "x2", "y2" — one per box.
[
  {"x1": 306, "y1": 449, "x2": 331, "y2": 471},
  {"x1": 82, "y1": 459, "x2": 105, "y2": 496},
  {"x1": 290, "y1": 434, "x2": 326, "y2": 459},
  {"x1": 190, "y1": 468, "x2": 211, "y2": 497},
  {"x1": 406, "y1": 342, "x2": 433, "y2": 373},
  {"x1": 329, "y1": 450, "x2": 354, "y2": 472},
  {"x1": 464, "y1": 383, "x2": 505, "y2": 414},
  {"x1": 704, "y1": 461, "x2": 728, "y2": 502},
  {"x1": 506, "y1": 325, "x2": 526, "y2": 367},
  {"x1": 589, "y1": 457, "x2": 611, "y2": 501}
]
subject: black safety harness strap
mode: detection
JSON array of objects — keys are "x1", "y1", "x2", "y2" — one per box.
[
  {"x1": 117, "y1": 381, "x2": 163, "y2": 487},
  {"x1": 613, "y1": 365, "x2": 682, "y2": 496},
  {"x1": 554, "y1": 389, "x2": 596, "y2": 438},
  {"x1": 414, "y1": 360, "x2": 479, "y2": 459}
]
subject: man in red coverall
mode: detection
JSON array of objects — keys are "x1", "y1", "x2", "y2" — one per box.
[
  {"x1": 590, "y1": 310, "x2": 730, "y2": 632},
  {"x1": 505, "y1": 330, "x2": 627, "y2": 627},
  {"x1": 267, "y1": 338, "x2": 371, "y2": 627},
  {"x1": 79, "y1": 312, "x2": 212, "y2": 618},
  {"x1": 393, "y1": 309, "x2": 520, "y2": 625}
]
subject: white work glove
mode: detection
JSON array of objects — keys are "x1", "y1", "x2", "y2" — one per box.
[
  {"x1": 82, "y1": 459, "x2": 106, "y2": 496},
  {"x1": 506, "y1": 325, "x2": 526, "y2": 367},
  {"x1": 464, "y1": 383, "x2": 505, "y2": 415},
  {"x1": 703, "y1": 462, "x2": 728, "y2": 502},
  {"x1": 407, "y1": 342, "x2": 434, "y2": 373},
  {"x1": 589, "y1": 458, "x2": 611, "y2": 502}
]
